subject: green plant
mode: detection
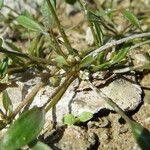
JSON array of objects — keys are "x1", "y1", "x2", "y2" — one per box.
[
  {"x1": 0, "y1": 0, "x2": 150, "y2": 149},
  {"x1": 63, "y1": 112, "x2": 93, "y2": 125}
]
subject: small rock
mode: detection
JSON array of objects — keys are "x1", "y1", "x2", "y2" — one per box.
[
  {"x1": 56, "y1": 126, "x2": 97, "y2": 150},
  {"x1": 88, "y1": 118, "x2": 109, "y2": 129},
  {"x1": 4, "y1": 71, "x2": 142, "y2": 123},
  {"x1": 85, "y1": 27, "x2": 94, "y2": 45},
  {"x1": 65, "y1": 4, "x2": 79, "y2": 16},
  {"x1": 134, "y1": 54, "x2": 150, "y2": 66}
]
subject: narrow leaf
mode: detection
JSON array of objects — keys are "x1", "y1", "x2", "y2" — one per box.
[
  {"x1": 130, "y1": 120, "x2": 150, "y2": 149},
  {"x1": 96, "y1": 51, "x2": 105, "y2": 65},
  {"x1": 16, "y1": 15, "x2": 44, "y2": 32},
  {"x1": 0, "y1": 107, "x2": 45, "y2": 150},
  {"x1": 29, "y1": 33, "x2": 43, "y2": 56},
  {"x1": 78, "y1": 112, "x2": 93, "y2": 122},
  {"x1": 0, "y1": 38, "x2": 3, "y2": 46},
  {"x1": 2, "y1": 90, "x2": 13, "y2": 114},
  {"x1": 123, "y1": 10, "x2": 142, "y2": 31},
  {"x1": 0, "y1": 0, "x2": 4, "y2": 10},
  {"x1": 0, "y1": 57, "x2": 8, "y2": 78},
  {"x1": 110, "y1": 46, "x2": 130, "y2": 65},
  {"x1": 79, "y1": 55, "x2": 95, "y2": 68}
]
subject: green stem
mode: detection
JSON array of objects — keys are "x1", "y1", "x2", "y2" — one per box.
[
  {"x1": 45, "y1": 74, "x2": 77, "y2": 112},
  {"x1": 0, "y1": 47, "x2": 48, "y2": 64},
  {"x1": 80, "y1": 0, "x2": 99, "y2": 46},
  {"x1": 49, "y1": 30, "x2": 66, "y2": 59},
  {"x1": 46, "y1": 0, "x2": 74, "y2": 54},
  {"x1": 114, "y1": 64, "x2": 150, "y2": 73}
]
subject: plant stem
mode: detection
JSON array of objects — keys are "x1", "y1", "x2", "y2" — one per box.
[
  {"x1": 80, "y1": 0, "x2": 99, "y2": 46},
  {"x1": 46, "y1": 0, "x2": 75, "y2": 54},
  {"x1": 89, "y1": 32, "x2": 150, "y2": 58},
  {"x1": 44, "y1": 74, "x2": 77, "y2": 112},
  {"x1": 10, "y1": 78, "x2": 46, "y2": 119},
  {"x1": 0, "y1": 47, "x2": 48, "y2": 64},
  {"x1": 114, "y1": 64, "x2": 150, "y2": 73},
  {"x1": 87, "y1": 81, "x2": 131, "y2": 123},
  {"x1": 3, "y1": 5, "x2": 20, "y2": 15},
  {"x1": 49, "y1": 30, "x2": 66, "y2": 59}
]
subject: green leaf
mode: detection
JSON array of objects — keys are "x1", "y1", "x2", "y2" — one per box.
[
  {"x1": 63, "y1": 114, "x2": 76, "y2": 125},
  {"x1": 94, "y1": 22, "x2": 103, "y2": 46},
  {"x1": 65, "y1": 0, "x2": 77, "y2": 5},
  {"x1": 2, "y1": 90, "x2": 13, "y2": 115},
  {"x1": 28, "y1": 34, "x2": 42, "y2": 56},
  {"x1": 96, "y1": 51, "x2": 105, "y2": 65},
  {"x1": 0, "y1": 12, "x2": 5, "y2": 22},
  {"x1": 79, "y1": 55, "x2": 95, "y2": 68},
  {"x1": 0, "y1": 57, "x2": 8, "y2": 78},
  {"x1": 0, "y1": 0, "x2": 4, "y2": 10},
  {"x1": 123, "y1": 10, "x2": 142, "y2": 31},
  {"x1": 16, "y1": 15, "x2": 44, "y2": 32},
  {"x1": 91, "y1": 62, "x2": 110, "y2": 72},
  {"x1": 130, "y1": 120, "x2": 150, "y2": 149},
  {"x1": 0, "y1": 38, "x2": 3, "y2": 46},
  {"x1": 0, "y1": 107, "x2": 45, "y2": 150},
  {"x1": 110, "y1": 46, "x2": 131, "y2": 65},
  {"x1": 78, "y1": 112, "x2": 93, "y2": 122},
  {"x1": 29, "y1": 140, "x2": 52, "y2": 150},
  {"x1": 41, "y1": 0, "x2": 56, "y2": 28},
  {"x1": 54, "y1": 55, "x2": 69, "y2": 66}
]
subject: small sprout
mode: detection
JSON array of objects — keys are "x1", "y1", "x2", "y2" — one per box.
[
  {"x1": 78, "y1": 112, "x2": 93, "y2": 122},
  {"x1": 63, "y1": 114, "x2": 76, "y2": 126},
  {"x1": 63, "y1": 112, "x2": 93, "y2": 126}
]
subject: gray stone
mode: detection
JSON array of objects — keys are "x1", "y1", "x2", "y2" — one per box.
[{"x1": 5, "y1": 70, "x2": 142, "y2": 123}]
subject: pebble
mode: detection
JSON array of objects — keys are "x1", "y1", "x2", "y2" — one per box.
[
  {"x1": 56, "y1": 126, "x2": 97, "y2": 150},
  {"x1": 85, "y1": 27, "x2": 94, "y2": 45}
]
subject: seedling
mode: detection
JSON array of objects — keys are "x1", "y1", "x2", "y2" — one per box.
[{"x1": 63, "y1": 112, "x2": 93, "y2": 125}]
